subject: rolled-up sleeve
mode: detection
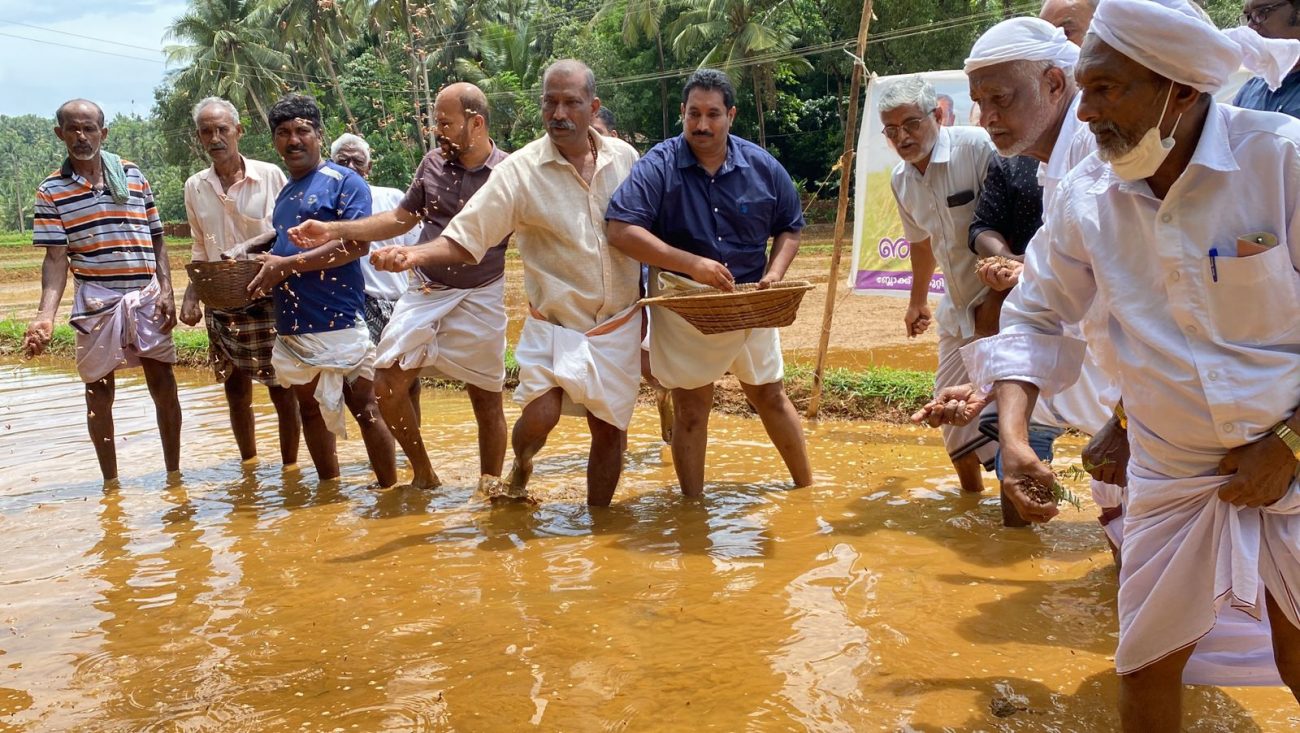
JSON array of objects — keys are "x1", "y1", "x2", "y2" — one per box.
[
  {"x1": 769, "y1": 164, "x2": 805, "y2": 234},
  {"x1": 441, "y1": 160, "x2": 520, "y2": 263},
  {"x1": 961, "y1": 190, "x2": 1097, "y2": 394}
]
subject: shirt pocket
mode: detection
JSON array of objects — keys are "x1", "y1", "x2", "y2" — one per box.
[
  {"x1": 1202, "y1": 243, "x2": 1300, "y2": 346},
  {"x1": 732, "y1": 193, "x2": 776, "y2": 243}
]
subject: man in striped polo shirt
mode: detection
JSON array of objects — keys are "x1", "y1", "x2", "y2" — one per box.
[{"x1": 23, "y1": 98, "x2": 181, "y2": 482}]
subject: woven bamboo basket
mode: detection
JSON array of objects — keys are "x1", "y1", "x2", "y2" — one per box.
[
  {"x1": 639, "y1": 280, "x2": 815, "y2": 335},
  {"x1": 185, "y1": 260, "x2": 263, "y2": 310}
]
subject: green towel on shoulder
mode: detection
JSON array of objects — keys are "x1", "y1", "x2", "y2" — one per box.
[{"x1": 99, "y1": 150, "x2": 130, "y2": 205}]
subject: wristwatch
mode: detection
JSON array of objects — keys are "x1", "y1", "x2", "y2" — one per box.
[{"x1": 1274, "y1": 421, "x2": 1300, "y2": 462}]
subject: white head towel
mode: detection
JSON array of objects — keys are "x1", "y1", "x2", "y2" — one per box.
[
  {"x1": 964, "y1": 17, "x2": 1080, "y2": 74},
  {"x1": 1090, "y1": 0, "x2": 1300, "y2": 92}
]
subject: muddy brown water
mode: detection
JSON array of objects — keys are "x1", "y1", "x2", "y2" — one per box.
[{"x1": 0, "y1": 360, "x2": 1295, "y2": 731}]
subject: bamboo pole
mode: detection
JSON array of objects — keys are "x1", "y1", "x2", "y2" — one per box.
[{"x1": 806, "y1": 0, "x2": 874, "y2": 419}]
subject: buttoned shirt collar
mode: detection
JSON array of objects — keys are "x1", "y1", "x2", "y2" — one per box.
[
  {"x1": 674, "y1": 134, "x2": 751, "y2": 173},
  {"x1": 539, "y1": 129, "x2": 616, "y2": 174},
  {"x1": 197, "y1": 155, "x2": 265, "y2": 189},
  {"x1": 1088, "y1": 101, "x2": 1239, "y2": 198}
]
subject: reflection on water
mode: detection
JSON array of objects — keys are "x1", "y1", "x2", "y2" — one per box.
[{"x1": 0, "y1": 361, "x2": 1295, "y2": 730}]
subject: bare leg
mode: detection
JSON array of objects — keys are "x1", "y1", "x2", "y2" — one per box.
[
  {"x1": 140, "y1": 358, "x2": 181, "y2": 473},
  {"x1": 267, "y1": 384, "x2": 300, "y2": 465},
  {"x1": 953, "y1": 452, "x2": 986, "y2": 493},
  {"x1": 223, "y1": 370, "x2": 256, "y2": 461},
  {"x1": 375, "y1": 366, "x2": 438, "y2": 488},
  {"x1": 466, "y1": 384, "x2": 507, "y2": 477},
  {"x1": 409, "y1": 376, "x2": 422, "y2": 425},
  {"x1": 1267, "y1": 589, "x2": 1300, "y2": 701},
  {"x1": 85, "y1": 373, "x2": 118, "y2": 481},
  {"x1": 344, "y1": 377, "x2": 398, "y2": 488},
  {"x1": 739, "y1": 380, "x2": 812, "y2": 487},
  {"x1": 670, "y1": 384, "x2": 713, "y2": 498},
  {"x1": 293, "y1": 379, "x2": 338, "y2": 480},
  {"x1": 585, "y1": 412, "x2": 625, "y2": 506},
  {"x1": 1118, "y1": 642, "x2": 1195, "y2": 732},
  {"x1": 507, "y1": 388, "x2": 563, "y2": 492}
]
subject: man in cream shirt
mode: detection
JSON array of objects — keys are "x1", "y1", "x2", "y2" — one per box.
[
  {"x1": 179, "y1": 96, "x2": 300, "y2": 466},
  {"x1": 369, "y1": 60, "x2": 641, "y2": 506}
]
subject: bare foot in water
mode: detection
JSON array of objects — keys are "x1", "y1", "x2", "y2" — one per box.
[
  {"x1": 492, "y1": 463, "x2": 536, "y2": 504},
  {"x1": 410, "y1": 470, "x2": 442, "y2": 490}
]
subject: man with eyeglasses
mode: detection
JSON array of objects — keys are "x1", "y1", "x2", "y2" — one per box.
[
  {"x1": 881, "y1": 75, "x2": 998, "y2": 495},
  {"x1": 1234, "y1": 1, "x2": 1300, "y2": 118}
]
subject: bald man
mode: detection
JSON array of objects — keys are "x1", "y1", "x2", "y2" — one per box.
[
  {"x1": 1039, "y1": 0, "x2": 1096, "y2": 45},
  {"x1": 289, "y1": 82, "x2": 510, "y2": 492}
]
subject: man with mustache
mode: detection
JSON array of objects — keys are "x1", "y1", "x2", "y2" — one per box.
[
  {"x1": 24, "y1": 98, "x2": 181, "y2": 482},
  {"x1": 605, "y1": 68, "x2": 811, "y2": 497},
  {"x1": 179, "y1": 96, "x2": 300, "y2": 466},
  {"x1": 878, "y1": 75, "x2": 998, "y2": 495},
  {"x1": 290, "y1": 82, "x2": 509, "y2": 493},
  {"x1": 965, "y1": 0, "x2": 1300, "y2": 725},
  {"x1": 368, "y1": 60, "x2": 641, "y2": 506},
  {"x1": 945, "y1": 18, "x2": 1124, "y2": 533},
  {"x1": 249, "y1": 93, "x2": 397, "y2": 488}
]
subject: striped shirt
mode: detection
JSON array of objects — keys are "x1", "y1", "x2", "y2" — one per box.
[{"x1": 34, "y1": 158, "x2": 164, "y2": 316}]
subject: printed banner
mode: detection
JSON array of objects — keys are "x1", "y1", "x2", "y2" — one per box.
[{"x1": 848, "y1": 69, "x2": 1254, "y2": 297}]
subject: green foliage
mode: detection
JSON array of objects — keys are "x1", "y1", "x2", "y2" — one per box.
[{"x1": 3, "y1": 0, "x2": 1247, "y2": 235}]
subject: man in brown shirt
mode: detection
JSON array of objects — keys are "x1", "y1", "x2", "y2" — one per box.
[{"x1": 289, "y1": 82, "x2": 509, "y2": 492}]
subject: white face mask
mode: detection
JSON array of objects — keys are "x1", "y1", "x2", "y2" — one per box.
[{"x1": 1103, "y1": 83, "x2": 1182, "y2": 181}]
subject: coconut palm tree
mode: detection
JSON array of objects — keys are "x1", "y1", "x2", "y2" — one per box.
[
  {"x1": 164, "y1": 0, "x2": 289, "y2": 130},
  {"x1": 671, "y1": 0, "x2": 810, "y2": 147},
  {"x1": 262, "y1": 0, "x2": 362, "y2": 131},
  {"x1": 595, "y1": 0, "x2": 673, "y2": 138}
]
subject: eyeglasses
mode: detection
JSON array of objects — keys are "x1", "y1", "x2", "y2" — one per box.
[
  {"x1": 1241, "y1": 1, "x2": 1290, "y2": 26},
  {"x1": 882, "y1": 117, "x2": 926, "y2": 139}
]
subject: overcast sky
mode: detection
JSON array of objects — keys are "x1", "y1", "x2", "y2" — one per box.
[{"x1": 0, "y1": 0, "x2": 185, "y2": 120}]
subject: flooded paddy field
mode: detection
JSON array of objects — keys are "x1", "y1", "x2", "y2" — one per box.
[{"x1": 0, "y1": 360, "x2": 1295, "y2": 731}]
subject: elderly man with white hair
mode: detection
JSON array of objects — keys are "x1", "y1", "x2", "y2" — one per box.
[
  {"x1": 965, "y1": 0, "x2": 1300, "y2": 727},
  {"x1": 881, "y1": 75, "x2": 998, "y2": 495},
  {"x1": 330, "y1": 132, "x2": 423, "y2": 344},
  {"x1": 179, "y1": 96, "x2": 300, "y2": 466},
  {"x1": 937, "y1": 17, "x2": 1127, "y2": 532}
]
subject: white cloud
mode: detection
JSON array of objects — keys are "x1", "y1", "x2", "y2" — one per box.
[{"x1": 0, "y1": 0, "x2": 187, "y2": 119}]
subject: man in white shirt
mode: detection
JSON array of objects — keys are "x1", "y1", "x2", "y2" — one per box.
[
  {"x1": 179, "y1": 96, "x2": 300, "y2": 465},
  {"x1": 966, "y1": 0, "x2": 1300, "y2": 726},
  {"x1": 882, "y1": 75, "x2": 997, "y2": 494},
  {"x1": 329, "y1": 133, "x2": 423, "y2": 344}
]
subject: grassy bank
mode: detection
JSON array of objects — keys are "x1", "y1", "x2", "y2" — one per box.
[{"x1": 0, "y1": 317, "x2": 932, "y2": 423}]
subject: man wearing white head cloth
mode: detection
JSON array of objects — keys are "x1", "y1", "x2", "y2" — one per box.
[
  {"x1": 922, "y1": 17, "x2": 1126, "y2": 534},
  {"x1": 964, "y1": 0, "x2": 1300, "y2": 727}
]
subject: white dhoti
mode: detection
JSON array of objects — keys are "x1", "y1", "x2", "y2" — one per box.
[
  {"x1": 272, "y1": 323, "x2": 375, "y2": 438},
  {"x1": 1118, "y1": 461, "x2": 1300, "y2": 684},
  {"x1": 374, "y1": 278, "x2": 507, "y2": 392},
  {"x1": 514, "y1": 305, "x2": 641, "y2": 431},
  {"x1": 938, "y1": 332, "x2": 997, "y2": 464},
  {"x1": 70, "y1": 279, "x2": 177, "y2": 383},
  {"x1": 646, "y1": 271, "x2": 783, "y2": 391}
]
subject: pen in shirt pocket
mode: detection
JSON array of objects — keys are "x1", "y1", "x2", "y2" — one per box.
[{"x1": 1208, "y1": 247, "x2": 1218, "y2": 282}]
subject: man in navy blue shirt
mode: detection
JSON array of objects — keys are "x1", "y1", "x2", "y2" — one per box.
[
  {"x1": 1234, "y1": 0, "x2": 1300, "y2": 117},
  {"x1": 247, "y1": 94, "x2": 396, "y2": 488},
  {"x1": 606, "y1": 69, "x2": 811, "y2": 498}
]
